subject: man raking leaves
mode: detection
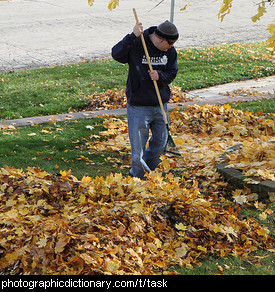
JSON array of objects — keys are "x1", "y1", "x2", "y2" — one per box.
[{"x1": 112, "y1": 9, "x2": 180, "y2": 179}]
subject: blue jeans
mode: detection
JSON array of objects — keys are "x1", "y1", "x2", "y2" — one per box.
[{"x1": 127, "y1": 103, "x2": 168, "y2": 179}]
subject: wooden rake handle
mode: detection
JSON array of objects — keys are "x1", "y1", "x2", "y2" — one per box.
[{"x1": 133, "y1": 8, "x2": 168, "y2": 125}]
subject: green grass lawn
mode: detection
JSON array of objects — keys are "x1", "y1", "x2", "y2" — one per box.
[
  {"x1": 0, "y1": 41, "x2": 274, "y2": 120},
  {"x1": 233, "y1": 98, "x2": 275, "y2": 114},
  {"x1": 174, "y1": 250, "x2": 275, "y2": 275},
  {"x1": 0, "y1": 118, "x2": 130, "y2": 179}
]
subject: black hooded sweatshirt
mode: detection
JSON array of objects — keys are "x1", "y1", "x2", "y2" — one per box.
[{"x1": 111, "y1": 26, "x2": 178, "y2": 106}]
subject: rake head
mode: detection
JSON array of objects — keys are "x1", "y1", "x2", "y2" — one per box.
[{"x1": 165, "y1": 129, "x2": 182, "y2": 157}]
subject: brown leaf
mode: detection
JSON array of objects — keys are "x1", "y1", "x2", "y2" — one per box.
[{"x1": 55, "y1": 234, "x2": 71, "y2": 253}]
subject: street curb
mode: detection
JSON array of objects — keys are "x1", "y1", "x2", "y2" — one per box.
[
  {"x1": 0, "y1": 108, "x2": 128, "y2": 128},
  {"x1": 215, "y1": 142, "x2": 275, "y2": 200},
  {"x1": 1, "y1": 90, "x2": 274, "y2": 129}
]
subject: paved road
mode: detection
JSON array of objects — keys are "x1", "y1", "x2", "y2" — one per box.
[{"x1": 0, "y1": 0, "x2": 274, "y2": 72}]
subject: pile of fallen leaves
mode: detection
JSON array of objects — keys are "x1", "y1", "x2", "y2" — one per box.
[
  {"x1": 225, "y1": 141, "x2": 275, "y2": 181},
  {"x1": 0, "y1": 165, "x2": 273, "y2": 275},
  {"x1": 169, "y1": 104, "x2": 274, "y2": 140},
  {"x1": 84, "y1": 85, "x2": 193, "y2": 111},
  {"x1": 86, "y1": 104, "x2": 275, "y2": 187},
  {"x1": 1, "y1": 104, "x2": 274, "y2": 275}
]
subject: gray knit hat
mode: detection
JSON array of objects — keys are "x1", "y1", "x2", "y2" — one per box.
[{"x1": 154, "y1": 20, "x2": 179, "y2": 42}]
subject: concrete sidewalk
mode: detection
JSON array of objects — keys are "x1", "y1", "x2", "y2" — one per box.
[
  {"x1": 0, "y1": 0, "x2": 274, "y2": 72},
  {"x1": 0, "y1": 75, "x2": 274, "y2": 129}
]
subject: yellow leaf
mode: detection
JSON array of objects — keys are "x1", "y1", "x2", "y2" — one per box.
[
  {"x1": 146, "y1": 231, "x2": 156, "y2": 239},
  {"x1": 19, "y1": 208, "x2": 29, "y2": 216},
  {"x1": 224, "y1": 226, "x2": 237, "y2": 237},
  {"x1": 49, "y1": 116, "x2": 57, "y2": 125},
  {"x1": 251, "y1": 3, "x2": 266, "y2": 22},
  {"x1": 267, "y1": 23, "x2": 275, "y2": 35},
  {"x1": 154, "y1": 238, "x2": 162, "y2": 248},
  {"x1": 81, "y1": 175, "x2": 92, "y2": 186},
  {"x1": 131, "y1": 202, "x2": 144, "y2": 214},
  {"x1": 14, "y1": 228, "x2": 24, "y2": 236},
  {"x1": 78, "y1": 194, "x2": 86, "y2": 204},
  {"x1": 5, "y1": 252, "x2": 19, "y2": 261},
  {"x1": 256, "y1": 227, "x2": 269, "y2": 238},
  {"x1": 60, "y1": 170, "x2": 67, "y2": 177},
  {"x1": 175, "y1": 222, "x2": 187, "y2": 231},
  {"x1": 175, "y1": 243, "x2": 189, "y2": 258},
  {"x1": 153, "y1": 261, "x2": 166, "y2": 268},
  {"x1": 180, "y1": 4, "x2": 191, "y2": 12},
  {"x1": 6, "y1": 198, "x2": 17, "y2": 207},
  {"x1": 197, "y1": 245, "x2": 207, "y2": 252},
  {"x1": 60, "y1": 169, "x2": 72, "y2": 180},
  {"x1": 265, "y1": 208, "x2": 273, "y2": 215},
  {"x1": 88, "y1": 0, "x2": 94, "y2": 7},
  {"x1": 218, "y1": 0, "x2": 233, "y2": 22},
  {"x1": 254, "y1": 201, "x2": 265, "y2": 210},
  {"x1": 223, "y1": 104, "x2": 231, "y2": 110},
  {"x1": 6, "y1": 209, "x2": 18, "y2": 219},
  {"x1": 213, "y1": 224, "x2": 221, "y2": 233},
  {"x1": 267, "y1": 24, "x2": 275, "y2": 52},
  {"x1": 259, "y1": 212, "x2": 267, "y2": 220},
  {"x1": 108, "y1": 0, "x2": 119, "y2": 11},
  {"x1": 37, "y1": 238, "x2": 47, "y2": 248},
  {"x1": 104, "y1": 258, "x2": 121, "y2": 273},
  {"x1": 161, "y1": 156, "x2": 171, "y2": 172}
]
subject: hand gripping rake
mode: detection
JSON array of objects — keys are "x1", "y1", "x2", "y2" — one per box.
[{"x1": 133, "y1": 8, "x2": 181, "y2": 156}]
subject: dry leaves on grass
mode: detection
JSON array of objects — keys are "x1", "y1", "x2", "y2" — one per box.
[
  {"x1": 1, "y1": 104, "x2": 274, "y2": 275},
  {"x1": 169, "y1": 104, "x2": 274, "y2": 140},
  {"x1": 0, "y1": 165, "x2": 273, "y2": 275},
  {"x1": 84, "y1": 86, "x2": 193, "y2": 111},
  {"x1": 225, "y1": 141, "x2": 275, "y2": 181},
  {"x1": 86, "y1": 104, "x2": 275, "y2": 185},
  {"x1": 167, "y1": 104, "x2": 274, "y2": 186}
]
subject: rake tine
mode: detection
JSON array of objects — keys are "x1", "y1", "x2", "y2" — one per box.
[{"x1": 165, "y1": 126, "x2": 182, "y2": 157}]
